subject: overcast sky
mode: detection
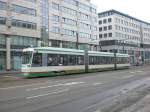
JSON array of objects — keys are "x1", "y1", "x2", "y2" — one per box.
[{"x1": 91, "y1": 0, "x2": 150, "y2": 22}]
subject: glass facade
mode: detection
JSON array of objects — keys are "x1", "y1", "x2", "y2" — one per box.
[
  {"x1": 12, "y1": 19, "x2": 37, "y2": 29},
  {"x1": 0, "y1": 34, "x2": 6, "y2": 48},
  {"x1": 11, "y1": 36, "x2": 37, "y2": 49},
  {"x1": 23, "y1": 0, "x2": 36, "y2": 3},
  {"x1": 11, "y1": 51, "x2": 22, "y2": 70},
  {"x1": 0, "y1": 51, "x2": 6, "y2": 70},
  {"x1": 0, "y1": 17, "x2": 6, "y2": 25},
  {"x1": 0, "y1": 1, "x2": 6, "y2": 10},
  {"x1": 62, "y1": 41, "x2": 76, "y2": 49},
  {"x1": 12, "y1": 4, "x2": 36, "y2": 16},
  {"x1": 40, "y1": 0, "x2": 49, "y2": 46},
  {"x1": 62, "y1": 29, "x2": 77, "y2": 37}
]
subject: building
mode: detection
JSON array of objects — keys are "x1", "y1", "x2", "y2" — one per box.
[
  {"x1": 98, "y1": 10, "x2": 150, "y2": 65},
  {"x1": 0, "y1": 0, "x2": 98, "y2": 70}
]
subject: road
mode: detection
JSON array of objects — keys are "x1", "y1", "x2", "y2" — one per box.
[{"x1": 1, "y1": 66, "x2": 150, "y2": 112}]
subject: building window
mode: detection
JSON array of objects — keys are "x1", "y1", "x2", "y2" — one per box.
[
  {"x1": 51, "y1": 40, "x2": 60, "y2": 47},
  {"x1": 52, "y1": 2, "x2": 59, "y2": 10},
  {"x1": 104, "y1": 33, "x2": 107, "y2": 38},
  {"x1": 99, "y1": 20, "x2": 102, "y2": 24},
  {"x1": 23, "y1": 0, "x2": 36, "y2": 3},
  {"x1": 108, "y1": 33, "x2": 112, "y2": 37},
  {"x1": 12, "y1": 19, "x2": 37, "y2": 29},
  {"x1": 62, "y1": 17, "x2": 77, "y2": 26},
  {"x1": 64, "y1": 0, "x2": 77, "y2": 6},
  {"x1": 79, "y1": 12, "x2": 90, "y2": 21},
  {"x1": 79, "y1": 2, "x2": 90, "y2": 11},
  {"x1": 108, "y1": 25, "x2": 112, "y2": 30},
  {"x1": 103, "y1": 19, "x2": 107, "y2": 24},
  {"x1": 0, "y1": 17, "x2": 6, "y2": 25},
  {"x1": 104, "y1": 26, "x2": 107, "y2": 31},
  {"x1": 108, "y1": 18, "x2": 112, "y2": 22},
  {"x1": 0, "y1": 1, "x2": 6, "y2": 10},
  {"x1": 11, "y1": 36, "x2": 37, "y2": 48},
  {"x1": 63, "y1": 29, "x2": 77, "y2": 37},
  {"x1": 99, "y1": 27, "x2": 102, "y2": 32},
  {"x1": 0, "y1": 34, "x2": 6, "y2": 48},
  {"x1": 62, "y1": 41, "x2": 76, "y2": 49},
  {"x1": 51, "y1": 26, "x2": 60, "y2": 34},
  {"x1": 79, "y1": 22, "x2": 90, "y2": 29},
  {"x1": 79, "y1": 32, "x2": 91, "y2": 38},
  {"x1": 61, "y1": 6, "x2": 77, "y2": 16},
  {"x1": 99, "y1": 34, "x2": 102, "y2": 38},
  {"x1": 52, "y1": 15, "x2": 59, "y2": 22},
  {"x1": 12, "y1": 4, "x2": 36, "y2": 16}
]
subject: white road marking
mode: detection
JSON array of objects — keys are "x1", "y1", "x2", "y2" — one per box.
[
  {"x1": 122, "y1": 75, "x2": 134, "y2": 79},
  {"x1": 26, "y1": 82, "x2": 85, "y2": 91},
  {"x1": 92, "y1": 82, "x2": 104, "y2": 86},
  {"x1": 137, "y1": 70, "x2": 143, "y2": 73},
  {"x1": 26, "y1": 89, "x2": 69, "y2": 99},
  {"x1": 3, "y1": 76, "x2": 19, "y2": 78},
  {"x1": 130, "y1": 71, "x2": 136, "y2": 74},
  {"x1": 0, "y1": 81, "x2": 60, "y2": 90},
  {"x1": 130, "y1": 71, "x2": 143, "y2": 74}
]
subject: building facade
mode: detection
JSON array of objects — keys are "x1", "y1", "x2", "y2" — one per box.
[
  {"x1": 98, "y1": 10, "x2": 150, "y2": 65},
  {"x1": 0, "y1": 0, "x2": 98, "y2": 70}
]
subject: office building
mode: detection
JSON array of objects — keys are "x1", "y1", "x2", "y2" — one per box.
[
  {"x1": 0, "y1": 0, "x2": 98, "y2": 70},
  {"x1": 98, "y1": 10, "x2": 150, "y2": 64}
]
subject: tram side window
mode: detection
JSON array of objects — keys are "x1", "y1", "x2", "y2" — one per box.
[
  {"x1": 32, "y1": 53, "x2": 42, "y2": 67},
  {"x1": 47, "y1": 54, "x2": 59, "y2": 66},
  {"x1": 59, "y1": 54, "x2": 68, "y2": 66},
  {"x1": 47, "y1": 54, "x2": 84, "y2": 66},
  {"x1": 68, "y1": 55, "x2": 77, "y2": 65},
  {"x1": 77, "y1": 55, "x2": 84, "y2": 65}
]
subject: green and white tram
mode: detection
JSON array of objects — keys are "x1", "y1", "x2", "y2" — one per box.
[{"x1": 20, "y1": 47, "x2": 130, "y2": 78}]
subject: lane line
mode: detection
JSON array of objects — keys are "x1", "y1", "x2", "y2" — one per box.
[
  {"x1": 130, "y1": 70, "x2": 143, "y2": 74},
  {"x1": 26, "y1": 82, "x2": 85, "y2": 91},
  {"x1": 0, "y1": 81, "x2": 60, "y2": 90},
  {"x1": 92, "y1": 82, "x2": 104, "y2": 86},
  {"x1": 3, "y1": 76, "x2": 20, "y2": 78},
  {"x1": 26, "y1": 89, "x2": 69, "y2": 99},
  {"x1": 130, "y1": 72, "x2": 136, "y2": 74}
]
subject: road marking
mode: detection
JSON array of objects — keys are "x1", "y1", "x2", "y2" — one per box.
[
  {"x1": 122, "y1": 75, "x2": 134, "y2": 79},
  {"x1": 3, "y1": 76, "x2": 19, "y2": 78},
  {"x1": 26, "y1": 89, "x2": 69, "y2": 99},
  {"x1": 92, "y1": 82, "x2": 104, "y2": 86},
  {"x1": 130, "y1": 71, "x2": 143, "y2": 74},
  {"x1": 26, "y1": 82, "x2": 85, "y2": 91},
  {"x1": 0, "y1": 81, "x2": 60, "y2": 90},
  {"x1": 130, "y1": 71, "x2": 136, "y2": 74}
]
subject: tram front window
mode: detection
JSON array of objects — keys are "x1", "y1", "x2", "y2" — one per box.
[
  {"x1": 32, "y1": 53, "x2": 42, "y2": 67},
  {"x1": 22, "y1": 52, "x2": 32, "y2": 64}
]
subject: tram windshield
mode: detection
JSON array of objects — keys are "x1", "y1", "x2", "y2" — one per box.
[{"x1": 22, "y1": 51, "x2": 33, "y2": 64}]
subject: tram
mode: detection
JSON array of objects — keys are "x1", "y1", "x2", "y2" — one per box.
[{"x1": 20, "y1": 47, "x2": 130, "y2": 78}]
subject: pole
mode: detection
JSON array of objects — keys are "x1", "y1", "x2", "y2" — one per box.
[
  {"x1": 84, "y1": 44, "x2": 89, "y2": 72},
  {"x1": 114, "y1": 50, "x2": 117, "y2": 70},
  {"x1": 76, "y1": 33, "x2": 79, "y2": 49},
  {"x1": 114, "y1": 40, "x2": 117, "y2": 70},
  {"x1": 123, "y1": 41, "x2": 125, "y2": 53}
]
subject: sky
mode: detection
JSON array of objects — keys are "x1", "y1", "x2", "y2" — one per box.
[{"x1": 91, "y1": 0, "x2": 150, "y2": 22}]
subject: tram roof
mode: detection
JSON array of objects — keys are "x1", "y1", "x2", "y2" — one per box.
[{"x1": 22, "y1": 47, "x2": 129, "y2": 57}]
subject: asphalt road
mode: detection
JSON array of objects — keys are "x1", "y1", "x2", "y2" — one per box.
[{"x1": 1, "y1": 66, "x2": 150, "y2": 112}]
